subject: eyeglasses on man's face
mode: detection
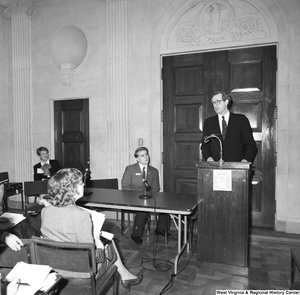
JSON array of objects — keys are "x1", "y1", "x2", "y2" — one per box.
[{"x1": 211, "y1": 99, "x2": 225, "y2": 106}]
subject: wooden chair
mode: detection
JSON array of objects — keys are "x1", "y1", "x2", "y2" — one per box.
[
  {"x1": 0, "y1": 172, "x2": 9, "y2": 186},
  {"x1": 23, "y1": 180, "x2": 48, "y2": 218},
  {"x1": 86, "y1": 179, "x2": 118, "y2": 190},
  {"x1": 24, "y1": 180, "x2": 48, "y2": 203},
  {"x1": 0, "y1": 171, "x2": 24, "y2": 213},
  {"x1": 290, "y1": 247, "x2": 300, "y2": 289},
  {"x1": 31, "y1": 236, "x2": 118, "y2": 295},
  {"x1": 86, "y1": 178, "x2": 130, "y2": 235}
]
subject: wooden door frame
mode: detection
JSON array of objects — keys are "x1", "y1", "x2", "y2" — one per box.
[
  {"x1": 50, "y1": 97, "x2": 90, "y2": 162},
  {"x1": 161, "y1": 45, "x2": 277, "y2": 228}
]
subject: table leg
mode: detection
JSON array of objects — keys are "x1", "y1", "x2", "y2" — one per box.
[
  {"x1": 178, "y1": 215, "x2": 181, "y2": 253},
  {"x1": 184, "y1": 216, "x2": 189, "y2": 254},
  {"x1": 174, "y1": 214, "x2": 188, "y2": 275},
  {"x1": 118, "y1": 211, "x2": 125, "y2": 237}
]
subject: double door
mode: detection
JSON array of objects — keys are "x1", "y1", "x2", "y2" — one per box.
[{"x1": 163, "y1": 45, "x2": 276, "y2": 228}]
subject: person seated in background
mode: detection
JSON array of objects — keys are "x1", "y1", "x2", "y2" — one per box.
[
  {"x1": 121, "y1": 146, "x2": 171, "y2": 245},
  {"x1": 41, "y1": 168, "x2": 143, "y2": 291},
  {"x1": 33, "y1": 147, "x2": 61, "y2": 181}
]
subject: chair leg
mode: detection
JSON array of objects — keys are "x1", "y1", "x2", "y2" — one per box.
[
  {"x1": 121, "y1": 211, "x2": 124, "y2": 236},
  {"x1": 116, "y1": 210, "x2": 131, "y2": 237},
  {"x1": 126, "y1": 212, "x2": 130, "y2": 232},
  {"x1": 146, "y1": 215, "x2": 151, "y2": 240}
]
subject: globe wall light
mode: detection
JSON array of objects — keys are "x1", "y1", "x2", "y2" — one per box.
[{"x1": 50, "y1": 25, "x2": 88, "y2": 86}]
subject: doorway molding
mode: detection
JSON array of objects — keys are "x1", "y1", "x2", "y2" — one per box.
[{"x1": 49, "y1": 96, "x2": 89, "y2": 161}]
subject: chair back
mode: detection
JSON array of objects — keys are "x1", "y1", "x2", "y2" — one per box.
[
  {"x1": 32, "y1": 236, "x2": 98, "y2": 295},
  {"x1": 32, "y1": 236, "x2": 97, "y2": 278},
  {"x1": 0, "y1": 172, "x2": 9, "y2": 185},
  {"x1": 24, "y1": 180, "x2": 48, "y2": 196},
  {"x1": 0, "y1": 239, "x2": 33, "y2": 268},
  {"x1": 86, "y1": 178, "x2": 118, "y2": 189},
  {"x1": 24, "y1": 181, "x2": 48, "y2": 203}
]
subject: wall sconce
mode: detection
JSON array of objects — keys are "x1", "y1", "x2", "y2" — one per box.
[{"x1": 50, "y1": 25, "x2": 88, "y2": 86}]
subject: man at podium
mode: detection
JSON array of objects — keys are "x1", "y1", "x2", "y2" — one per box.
[{"x1": 201, "y1": 91, "x2": 257, "y2": 163}]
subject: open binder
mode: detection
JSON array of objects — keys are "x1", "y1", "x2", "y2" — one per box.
[{"x1": 5, "y1": 261, "x2": 61, "y2": 295}]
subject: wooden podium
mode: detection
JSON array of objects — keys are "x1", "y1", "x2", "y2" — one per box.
[{"x1": 196, "y1": 160, "x2": 250, "y2": 276}]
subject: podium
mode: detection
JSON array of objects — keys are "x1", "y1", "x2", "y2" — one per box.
[{"x1": 196, "y1": 160, "x2": 250, "y2": 276}]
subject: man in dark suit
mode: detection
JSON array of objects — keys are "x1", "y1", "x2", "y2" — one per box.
[
  {"x1": 122, "y1": 147, "x2": 171, "y2": 245},
  {"x1": 201, "y1": 91, "x2": 257, "y2": 163},
  {"x1": 33, "y1": 147, "x2": 61, "y2": 181}
]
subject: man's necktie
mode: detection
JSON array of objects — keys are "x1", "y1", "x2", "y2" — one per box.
[
  {"x1": 142, "y1": 167, "x2": 146, "y2": 180},
  {"x1": 222, "y1": 116, "x2": 227, "y2": 140}
]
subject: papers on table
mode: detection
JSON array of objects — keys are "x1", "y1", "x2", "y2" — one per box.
[
  {"x1": 5, "y1": 261, "x2": 57, "y2": 295},
  {"x1": 0, "y1": 213, "x2": 26, "y2": 231},
  {"x1": 0, "y1": 213, "x2": 26, "y2": 225}
]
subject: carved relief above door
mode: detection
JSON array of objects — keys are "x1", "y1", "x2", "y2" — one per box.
[{"x1": 160, "y1": 0, "x2": 276, "y2": 54}]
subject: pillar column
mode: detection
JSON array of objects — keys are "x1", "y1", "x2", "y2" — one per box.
[
  {"x1": 106, "y1": 0, "x2": 131, "y2": 179},
  {"x1": 4, "y1": 0, "x2": 35, "y2": 181}
]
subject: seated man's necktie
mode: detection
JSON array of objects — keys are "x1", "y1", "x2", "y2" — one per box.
[{"x1": 142, "y1": 167, "x2": 146, "y2": 180}]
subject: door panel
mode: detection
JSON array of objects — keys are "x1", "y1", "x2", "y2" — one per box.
[
  {"x1": 163, "y1": 45, "x2": 276, "y2": 228},
  {"x1": 229, "y1": 46, "x2": 276, "y2": 227},
  {"x1": 54, "y1": 99, "x2": 90, "y2": 174},
  {"x1": 163, "y1": 54, "x2": 207, "y2": 195}
]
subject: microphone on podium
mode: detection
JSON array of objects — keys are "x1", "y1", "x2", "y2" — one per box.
[
  {"x1": 139, "y1": 178, "x2": 152, "y2": 199},
  {"x1": 203, "y1": 133, "x2": 224, "y2": 167}
]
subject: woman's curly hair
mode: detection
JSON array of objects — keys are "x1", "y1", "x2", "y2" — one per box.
[{"x1": 47, "y1": 168, "x2": 83, "y2": 207}]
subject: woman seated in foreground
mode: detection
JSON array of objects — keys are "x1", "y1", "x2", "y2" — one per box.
[{"x1": 41, "y1": 168, "x2": 142, "y2": 291}]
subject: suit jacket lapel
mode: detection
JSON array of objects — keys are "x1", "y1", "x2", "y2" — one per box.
[
  {"x1": 134, "y1": 163, "x2": 141, "y2": 173},
  {"x1": 147, "y1": 165, "x2": 156, "y2": 182},
  {"x1": 213, "y1": 116, "x2": 221, "y2": 135},
  {"x1": 226, "y1": 112, "x2": 235, "y2": 139}
]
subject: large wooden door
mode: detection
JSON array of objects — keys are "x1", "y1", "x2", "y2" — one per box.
[
  {"x1": 163, "y1": 45, "x2": 276, "y2": 228},
  {"x1": 54, "y1": 99, "x2": 90, "y2": 174}
]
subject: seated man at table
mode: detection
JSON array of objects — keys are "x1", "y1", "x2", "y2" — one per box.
[{"x1": 121, "y1": 147, "x2": 171, "y2": 245}]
